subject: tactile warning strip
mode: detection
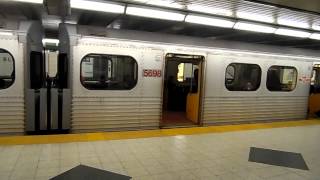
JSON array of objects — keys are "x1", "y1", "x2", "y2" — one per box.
[{"x1": 0, "y1": 119, "x2": 319, "y2": 145}]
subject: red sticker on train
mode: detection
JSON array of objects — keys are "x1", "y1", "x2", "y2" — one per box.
[{"x1": 143, "y1": 69, "x2": 162, "y2": 77}]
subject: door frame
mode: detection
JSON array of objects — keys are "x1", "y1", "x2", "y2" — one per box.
[{"x1": 160, "y1": 53, "x2": 206, "y2": 127}]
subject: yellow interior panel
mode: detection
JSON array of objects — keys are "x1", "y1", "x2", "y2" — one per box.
[
  {"x1": 309, "y1": 93, "x2": 320, "y2": 117},
  {"x1": 186, "y1": 93, "x2": 199, "y2": 123}
]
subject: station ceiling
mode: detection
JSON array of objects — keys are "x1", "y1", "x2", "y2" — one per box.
[{"x1": 1, "y1": 0, "x2": 320, "y2": 50}]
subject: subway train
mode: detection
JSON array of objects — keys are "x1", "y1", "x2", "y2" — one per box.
[
  {"x1": 59, "y1": 24, "x2": 320, "y2": 132},
  {"x1": 1, "y1": 21, "x2": 320, "y2": 134},
  {"x1": 0, "y1": 20, "x2": 44, "y2": 134}
]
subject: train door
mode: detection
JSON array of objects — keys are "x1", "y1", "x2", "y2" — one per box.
[
  {"x1": 26, "y1": 48, "x2": 70, "y2": 133},
  {"x1": 162, "y1": 53, "x2": 204, "y2": 127},
  {"x1": 309, "y1": 64, "x2": 320, "y2": 118}
]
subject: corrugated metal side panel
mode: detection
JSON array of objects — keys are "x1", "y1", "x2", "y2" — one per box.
[
  {"x1": 72, "y1": 96, "x2": 161, "y2": 132},
  {"x1": 203, "y1": 96, "x2": 308, "y2": 124},
  {"x1": 0, "y1": 96, "x2": 24, "y2": 133}
]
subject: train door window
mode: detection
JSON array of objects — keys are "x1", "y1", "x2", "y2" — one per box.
[
  {"x1": 30, "y1": 51, "x2": 45, "y2": 89},
  {"x1": 80, "y1": 54, "x2": 138, "y2": 90},
  {"x1": 176, "y1": 63, "x2": 199, "y2": 92},
  {"x1": 0, "y1": 49, "x2": 15, "y2": 89},
  {"x1": 57, "y1": 53, "x2": 68, "y2": 88},
  {"x1": 225, "y1": 63, "x2": 261, "y2": 91},
  {"x1": 267, "y1": 66, "x2": 297, "y2": 91}
]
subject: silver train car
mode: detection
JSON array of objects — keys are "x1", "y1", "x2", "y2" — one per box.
[
  {"x1": 1, "y1": 22, "x2": 320, "y2": 134},
  {"x1": 0, "y1": 20, "x2": 43, "y2": 134},
  {"x1": 58, "y1": 24, "x2": 320, "y2": 133}
]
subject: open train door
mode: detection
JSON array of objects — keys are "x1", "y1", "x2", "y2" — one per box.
[
  {"x1": 162, "y1": 53, "x2": 204, "y2": 127},
  {"x1": 309, "y1": 64, "x2": 320, "y2": 118}
]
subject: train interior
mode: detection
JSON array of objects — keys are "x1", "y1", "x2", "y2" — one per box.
[
  {"x1": 309, "y1": 64, "x2": 320, "y2": 117},
  {"x1": 162, "y1": 53, "x2": 203, "y2": 127}
]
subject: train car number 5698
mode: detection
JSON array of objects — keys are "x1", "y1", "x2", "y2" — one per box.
[{"x1": 143, "y1": 69, "x2": 162, "y2": 77}]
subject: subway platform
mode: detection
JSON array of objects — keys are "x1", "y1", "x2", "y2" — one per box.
[{"x1": 0, "y1": 120, "x2": 319, "y2": 180}]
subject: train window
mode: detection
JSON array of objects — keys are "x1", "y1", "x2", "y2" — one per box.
[
  {"x1": 80, "y1": 54, "x2": 138, "y2": 90},
  {"x1": 226, "y1": 65, "x2": 235, "y2": 83},
  {"x1": 267, "y1": 66, "x2": 297, "y2": 91},
  {"x1": 0, "y1": 49, "x2": 15, "y2": 89},
  {"x1": 225, "y1": 63, "x2": 261, "y2": 91},
  {"x1": 177, "y1": 63, "x2": 199, "y2": 82}
]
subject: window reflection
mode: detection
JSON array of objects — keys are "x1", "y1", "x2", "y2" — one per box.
[
  {"x1": 225, "y1": 63, "x2": 261, "y2": 91},
  {"x1": 81, "y1": 54, "x2": 138, "y2": 90},
  {"x1": 0, "y1": 49, "x2": 14, "y2": 89},
  {"x1": 267, "y1": 66, "x2": 297, "y2": 92}
]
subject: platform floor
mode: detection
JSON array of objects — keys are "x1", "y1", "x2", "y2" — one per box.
[{"x1": 0, "y1": 120, "x2": 319, "y2": 180}]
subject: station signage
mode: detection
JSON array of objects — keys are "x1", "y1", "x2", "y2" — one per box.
[{"x1": 143, "y1": 69, "x2": 162, "y2": 77}]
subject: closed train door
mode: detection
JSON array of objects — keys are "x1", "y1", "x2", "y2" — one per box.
[
  {"x1": 26, "y1": 48, "x2": 70, "y2": 133},
  {"x1": 162, "y1": 53, "x2": 204, "y2": 127},
  {"x1": 309, "y1": 64, "x2": 320, "y2": 118}
]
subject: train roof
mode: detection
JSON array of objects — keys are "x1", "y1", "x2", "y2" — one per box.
[{"x1": 60, "y1": 24, "x2": 320, "y2": 61}]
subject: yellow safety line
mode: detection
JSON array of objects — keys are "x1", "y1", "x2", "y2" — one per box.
[{"x1": 0, "y1": 119, "x2": 319, "y2": 145}]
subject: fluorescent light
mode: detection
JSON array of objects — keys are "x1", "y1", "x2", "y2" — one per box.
[
  {"x1": 147, "y1": 0, "x2": 183, "y2": 9},
  {"x1": 0, "y1": 31, "x2": 13, "y2": 36},
  {"x1": 131, "y1": 0, "x2": 148, "y2": 2},
  {"x1": 277, "y1": 19, "x2": 310, "y2": 29},
  {"x1": 236, "y1": 12, "x2": 274, "y2": 23},
  {"x1": 310, "y1": 33, "x2": 320, "y2": 40},
  {"x1": 70, "y1": 0, "x2": 125, "y2": 13},
  {"x1": 234, "y1": 22, "x2": 276, "y2": 33},
  {"x1": 64, "y1": 20, "x2": 78, "y2": 24},
  {"x1": 126, "y1": 6, "x2": 185, "y2": 21},
  {"x1": 312, "y1": 24, "x2": 320, "y2": 31},
  {"x1": 187, "y1": 4, "x2": 233, "y2": 17},
  {"x1": 11, "y1": 0, "x2": 43, "y2": 4},
  {"x1": 42, "y1": 38, "x2": 59, "y2": 46},
  {"x1": 185, "y1": 15, "x2": 235, "y2": 28},
  {"x1": 275, "y1": 28, "x2": 311, "y2": 38}
]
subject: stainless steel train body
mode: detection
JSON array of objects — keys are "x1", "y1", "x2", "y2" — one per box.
[
  {"x1": 0, "y1": 21, "x2": 43, "y2": 133},
  {"x1": 60, "y1": 24, "x2": 320, "y2": 132}
]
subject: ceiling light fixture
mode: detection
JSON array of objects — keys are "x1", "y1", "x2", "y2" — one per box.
[
  {"x1": 11, "y1": 0, "x2": 43, "y2": 4},
  {"x1": 187, "y1": 4, "x2": 233, "y2": 17},
  {"x1": 70, "y1": 0, "x2": 125, "y2": 14},
  {"x1": 234, "y1": 22, "x2": 276, "y2": 33},
  {"x1": 126, "y1": 6, "x2": 185, "y2": 21},
  {"x1": 147, "y1": 0, "x2": 183, "y2": 9},
  {"x1": 185, "y1": 14, "x2": 235, "y2": 28},
  {"x1": 236, "y1": 12, "x2": 274, "y2": 23},
  {"x1": 309, "y1": 33, "x2": 320, "y2": 40},
  {"x1": 42, "y1": 38, "x2": 59, "y2": 46},
  {"x1": 0, "y1": 31, "x2": 14, "y2": 36},
  {"x1": 275, "y1": 28, "x2": 311, "y2": 38},
  {"x1": 312, "y1": 24, "x2": 320, "y2": 31},
  {"x1": 277, "y1": 19, "x2": 310, "y2": 29}
]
